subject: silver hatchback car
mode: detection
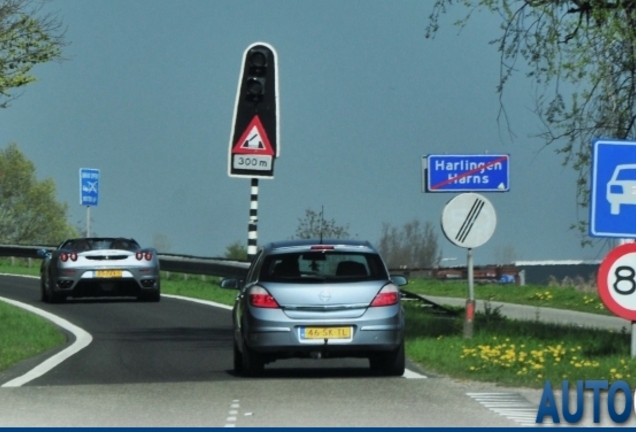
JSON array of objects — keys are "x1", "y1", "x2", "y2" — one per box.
[{"x1": 221, "y1": 239, "x2": 407, "y2": 377}]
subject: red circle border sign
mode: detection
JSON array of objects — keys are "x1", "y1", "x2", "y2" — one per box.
[{"x1": 597, "y1": 242, "x2": 636, "y2": 321}]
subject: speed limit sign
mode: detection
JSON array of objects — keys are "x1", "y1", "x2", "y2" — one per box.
[{"x1": 598, "y1": 243, "x2": 636, "y2": 321}]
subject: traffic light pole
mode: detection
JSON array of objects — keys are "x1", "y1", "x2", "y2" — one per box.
[{"x1": 247, "y1": 178, "x2": 259, "y2": 261}]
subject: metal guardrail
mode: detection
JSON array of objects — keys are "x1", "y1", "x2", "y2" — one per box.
[{"x1": 0, "y1": 245, "x2": 250, "y2": 279}]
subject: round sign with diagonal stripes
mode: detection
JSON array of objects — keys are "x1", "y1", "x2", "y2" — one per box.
[{"x1": 441, "y1": 193, "x2": 497, "y2": 248}]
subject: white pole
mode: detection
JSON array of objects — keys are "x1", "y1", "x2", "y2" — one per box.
[{"x1": 86, "y1": 206, "x2": 90, "y2": 237}]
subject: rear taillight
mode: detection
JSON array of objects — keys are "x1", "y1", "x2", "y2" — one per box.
[
  {"x1": 370, "y1": 284, "x2": 399, "y2": 307},
  {"x1": 136, "y1": 251, "x2": 153, "y2": 261},
  {"x1": 60, "y1": 252, "x2": 77, "y2": 262},
  {"x1": 249, "y1": 286, "x2": 279, "y2": 308}
]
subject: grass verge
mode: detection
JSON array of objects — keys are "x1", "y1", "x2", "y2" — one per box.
[
  {"x1": 0, "y1": 299, "x2": 66, "y2": 372},
  {"x1": 404, "y1": 278, "x2": 609, "y2": 316}
]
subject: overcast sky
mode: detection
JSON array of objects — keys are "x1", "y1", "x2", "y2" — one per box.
[{"x1": 0, "y1": 0, "x2": 612, "y2": 265}]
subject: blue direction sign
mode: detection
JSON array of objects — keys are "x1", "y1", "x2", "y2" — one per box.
[
  {"x1": 79, "y1": 168, "x2": 99, "y2": 206},
  {"x1": 424, "y1": 154, "x2": 510, "y2": 192},
  {"x1": 590, "y1": 139, "x2": 636, "y2": 238}
]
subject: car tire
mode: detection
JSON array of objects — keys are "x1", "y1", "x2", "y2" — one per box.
[
  {"x1": 40, "y1": 277, "x2": 49, "y2": 303},
  {"x1": 233, "y1": 339, "x2": 243, "y2": 374},
  {"x1": 241, "y1": 343, "x2": 264, "y2": 377},
  {"x1": 369, "y1": 341, "x2": 405, "y2": 377}
]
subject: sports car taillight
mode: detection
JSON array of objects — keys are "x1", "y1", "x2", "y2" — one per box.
[
  {"x1": 249, "y1": 286, "x2": 280, "y2": 308},
  {"x1": 60, "y1": 252, "x2": 77, "y2": 262},
  {"x1": 370, "y1": 284, "x2": 399, "y2": 307},
  {"x1": 135, "y1": 251, "x2": 153, "y2": 261}
]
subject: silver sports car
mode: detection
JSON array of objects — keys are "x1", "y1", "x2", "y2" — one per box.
[
  {"x1": 221, "y1": 239, "x2": 407, "y2": 377},
  {"x1": 38, "y1": 237, "x2": 161, "y2": 303}
]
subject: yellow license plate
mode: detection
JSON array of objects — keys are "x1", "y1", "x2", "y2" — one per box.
[
  {"x1": 301, "y1": 327, "x2": 352, "y2": 340},
  {"x1": 95, "y1": 270, "x2": 122, "y2": 278}
]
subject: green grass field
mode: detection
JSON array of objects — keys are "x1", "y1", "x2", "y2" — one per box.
[{"x1": 0, "y1": 259, "x2": 632, "y2": 389}]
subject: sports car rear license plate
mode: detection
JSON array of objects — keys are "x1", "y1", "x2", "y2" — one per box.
[
  {"x1": 300, "y1": 327, "x2": 352, "y2": 340},
  {"x1": 95, "y1": 270, "x2": 122, "y2": 278}
]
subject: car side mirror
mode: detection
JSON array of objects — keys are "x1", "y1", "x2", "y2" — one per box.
[
  {"x1": 37, "y1": 248, "x2": 51, "y2": 258},
  {"x1": 220, "y1": 278, "x2": 240, "y2": 290},
  {"x1": 390, "y1": 274, "x2": 408, "y2": 287}
]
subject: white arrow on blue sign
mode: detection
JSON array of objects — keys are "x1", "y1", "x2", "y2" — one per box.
[
  {"x1": 423, "y1": 154, "x2": 510, "y2": 192},
  {"x1": 79, "y1": 168, "x2": 99, "y2": 207},
  {"x1": 590, "y1": 139, "x2": 636, "y2": 238}
]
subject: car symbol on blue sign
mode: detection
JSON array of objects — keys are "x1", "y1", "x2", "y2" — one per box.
[
  {"x1": 590, "y1": 139, "x2": 636, "y2": 238},
  {"x1": 79, "y1": 168, "x2": 100, "y2": 207}
]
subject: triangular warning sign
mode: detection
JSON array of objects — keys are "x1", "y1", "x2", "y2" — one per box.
[{"x1": 232, "y1": 115, "x2": 274, "y2": 156}]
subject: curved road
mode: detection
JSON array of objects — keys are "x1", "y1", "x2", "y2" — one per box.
[{"x1": 0, "y1": 274, "x2": 541, "y2": 427}]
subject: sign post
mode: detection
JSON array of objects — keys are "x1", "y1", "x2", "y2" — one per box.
[
  {"x1": 228, "y1": 42, "x2": 279, "y2": 261},
  {"x1": 441, "y1": 193, "x2": 497, "y2": 338},
  {"x1": 79, "y1": 168, "x2": 100, "y2": 237}
]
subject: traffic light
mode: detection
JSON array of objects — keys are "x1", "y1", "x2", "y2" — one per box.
[
  {"x1": 228, "y1": 42, "x2": 279, "y2": 179},
  {"x1": 244, "y1": 47, "x2": 268, "y2": 103}
]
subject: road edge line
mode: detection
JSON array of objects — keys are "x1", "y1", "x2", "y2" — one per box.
[{"x1": 0, "y1": 293, "x2": 93, "y2": 388}]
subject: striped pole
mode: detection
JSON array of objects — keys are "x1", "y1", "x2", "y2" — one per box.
[{"x1": 247, "y1": 178, "x2": 259, "y2": 261}]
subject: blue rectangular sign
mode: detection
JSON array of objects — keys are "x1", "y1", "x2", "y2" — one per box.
[
  {"x1": 590, "y1": 139, "x2": 636, "y2": 238},
  {"x1": 424, "y1": 154, "x2": 510, "y2": 192},
  {"x1": 79, "y1": 168, "x2": 100, "y2": 207}
]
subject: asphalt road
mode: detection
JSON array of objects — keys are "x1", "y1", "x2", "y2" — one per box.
[{"x1": 1, "y1": 274, "x2": 622, "y2": 427}]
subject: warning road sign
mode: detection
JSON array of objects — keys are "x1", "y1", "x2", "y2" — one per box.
[
  {"x1": 232, "y1": 115, "x2": 274, "y2": 156},
  {"x1": 597, "y1": 242, "x2": 636, "y2": 321}
]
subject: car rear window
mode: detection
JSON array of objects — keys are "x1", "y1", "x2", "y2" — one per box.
[
  {"x1": 259, "y1": 251, "x2": 389, "y2": 282},
  {"x1": 62, "y1": 238, "x2": 140, "y2": 252}
]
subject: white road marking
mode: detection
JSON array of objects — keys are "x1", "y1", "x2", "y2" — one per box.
[
  {"x1": 225, "y1": 399, "x2": 240, "y2": 427},
  {"x1": 467, "y1": 392, "x2": 549, "y2": 427},
  {"x1": 0, "y1": 294, "x2": 93, "y2": 388}
]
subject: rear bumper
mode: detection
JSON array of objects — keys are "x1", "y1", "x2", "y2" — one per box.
[
  {"x1": 51, "y1": 267, "x2": 160, "y2": 298},
  {"x1": 241, "y1": 306, "x2": 405, "y2": 358}
]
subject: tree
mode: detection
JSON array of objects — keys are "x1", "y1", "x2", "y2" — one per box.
[
  {"x1": 0, "y1": 0, "x2": 66, "y2": 108},
  {"x1": 377, "y1": 219, "x2": 440, "y2": 269},
  {"x1": 293, "y1": 208, "x2": 350, "y2": 240},
  {"x1": 427, "y1": 1, "x2": 636, "y2": 242},
  {"x1": 0, "y1": 143, "x2": 77, "y2": 244},
  {"x1": 224, "y1": 240, "x2": 248, "y2": 260}
]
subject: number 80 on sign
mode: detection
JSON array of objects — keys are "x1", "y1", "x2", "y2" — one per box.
[{"x1": 598, "y1": 243, "x2": 636, "y2": 321}]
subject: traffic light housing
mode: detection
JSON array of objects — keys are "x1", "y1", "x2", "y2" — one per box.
[{"x1": 228, "y1": 42, "x2": 279, "y2": 179}]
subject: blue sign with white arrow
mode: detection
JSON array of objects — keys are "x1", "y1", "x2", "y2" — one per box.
[
  {"x1": 590, "y1": 139, "x2": 636, "y2": 238},
  {"x1": 424, "y1": 154, "x2": 510, "y2": 192},
  {"x1": 79, "y1": 168, "x2": 99, "y2": 207}
]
